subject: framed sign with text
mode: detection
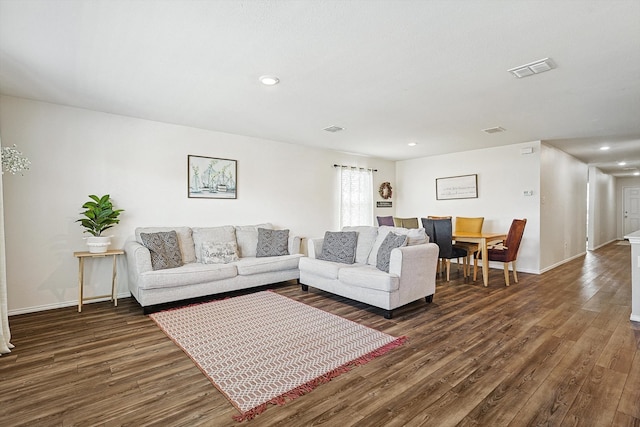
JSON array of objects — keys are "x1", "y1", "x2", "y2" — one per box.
[{"x1": 436, "y1": 174, "x2": 478, "y2": 200}]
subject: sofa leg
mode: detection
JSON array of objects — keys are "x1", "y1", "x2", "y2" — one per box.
[
  {"x1": 426, "y1": 294, "x2": 433, "y2": 303},
  {"x1": 300, "y1": 284, "x2": 309, "y2": 292},
  {"x1": 384, "y1": 310, "x2": 393, "y2": 319}
]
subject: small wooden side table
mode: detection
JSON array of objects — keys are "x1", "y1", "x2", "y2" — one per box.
[{"x1": 73, "y1": 249, "x2": 124, "y2": 312}]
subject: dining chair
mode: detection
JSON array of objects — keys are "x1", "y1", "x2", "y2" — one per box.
[
  {"x1": 393, "y1": 217, "x2": 419, "y2": 229},
  {"x1": 474, "y1": 218, "x2": 527, "y2": 286},
  {"x1": 453, "y1": 216, "x2": 484, "y2": 276},
  {"x1": 377, "y1": 216, "x2": 395, "y2": 226},
  {"x1": 422, "y1": 218, "x2": 467, "y2": 281}
]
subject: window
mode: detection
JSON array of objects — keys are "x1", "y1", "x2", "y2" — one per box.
[{"x1": 339, "y1": 167, "x2": 373, "y2": 227}]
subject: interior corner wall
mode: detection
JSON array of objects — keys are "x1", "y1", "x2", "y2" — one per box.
[
  {"x1": 395, "y1": 141, "x2": 541, "y2": 274},
  {"x1": 587, "y1": 166, "x2": 617, "y2": 250},
  {"x1": 0, "y1": 96, "x2": 395, "y2": 314},
  {"x1": 539, "y1": 143, "x2": 588, "y2": 271}
]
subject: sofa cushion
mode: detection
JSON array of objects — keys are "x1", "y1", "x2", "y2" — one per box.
[
  {"x1": 299, "y1": 256, "x2": 357, "y2": 280},
  {"x1": 376, "y1": 232, "x2": 408, "y2": 272},
  {"x1": 140, "y1": 231, "x2": 183, "y2": 271},
  {"x1": 235, "y1": 223, "x2": 273, "y2": 257},
  {"x1": 404, "y1": 228, "x2": 429, "y2": 246},
  {"x1": 338, "y1": 264, "x2": 400, "y2": 292},
  {"x1": 135, "y1": 227, "x2": 196, "y2": 264},
  {"x1": 367, "y1": 226, "x2": 428, "y2": 266},
  {"x1": 201, "y1": 241, "x2": 239, "y2": 264},
  {"x1": 138, "y1": 262, "x2": 237, "y2": 290},
  {"x1": 367, "y1": 226, "x2": 395, "y2": 266},
  {"x1": 192, "y1": 226, "x2": 236, "y2": 263},
  {"x1": 256, "y1": 228, "x2": 289, "y2": 257},
  {"x1": 236, "y1": 254, "x2": 302, "y2": 275},
  {"x1": 342, "y1": 226, "x2": 378, "y2": 264},
  {"x1": 317, "y1": 231, "x2": 358, "y2": 264}
]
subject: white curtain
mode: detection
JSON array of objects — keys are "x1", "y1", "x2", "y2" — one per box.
[
  {"x1": 339, "y1": 167, "x2": 374, "y2": 228},
  {"x1": 0, "y1": 170, "x2": 13, "y2": 355}
]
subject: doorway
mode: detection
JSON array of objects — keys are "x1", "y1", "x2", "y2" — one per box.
[{"x1": 623, "y1": 186, "x2": 640, "y2": 236}]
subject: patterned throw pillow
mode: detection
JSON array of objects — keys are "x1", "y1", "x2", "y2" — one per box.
[
  {"x1": 317, "y1": 231, "x2": 358, "y2": 264},
  {"x1": 140, "y1": 231, "x2": 183, "y2": 271},
  {"x1": 256, "y1": 228, "x2": 290, "y2": 257},
  {"x1": 201, "y1": 241, "x2": 239, "y2": 264},
  {"x1": 376, "y1": 232, "x2": 408, "y2": 272}
]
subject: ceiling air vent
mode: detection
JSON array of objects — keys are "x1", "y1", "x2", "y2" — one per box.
[
  {"x1": 508, "y1": 58, "x2": 554, "y2": 78},
  {"x1": 482, "y1": 126, "x2": 506, "y2": 134},
  {"x1": 323, "y1": 125, "x2": 344, "y2": 133}
]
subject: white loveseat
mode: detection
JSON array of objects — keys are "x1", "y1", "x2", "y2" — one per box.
[
  {"x1": 125, "y1": 224, "x2": 302, "y2": 312},
  {"x1": 299, "y1": 226, "x2": 439, "y2": 318}
]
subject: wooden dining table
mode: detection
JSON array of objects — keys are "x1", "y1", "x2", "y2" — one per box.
[{"x1": 452, "y1": 231, "x2": 507, "y2": 287}]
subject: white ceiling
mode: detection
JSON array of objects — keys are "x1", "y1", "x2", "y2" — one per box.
[{"x1": 1, "y1": 0, "x2": 639, "y2": 176}]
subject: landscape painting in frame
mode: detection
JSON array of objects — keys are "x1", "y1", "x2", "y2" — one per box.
[{"x1": 188, "y1": 155, "x2": 237, "y2": 199}]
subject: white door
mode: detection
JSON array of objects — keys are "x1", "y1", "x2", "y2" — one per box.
[{"x1": 623, "y1": 187, "x2": 640, "y2": 236}]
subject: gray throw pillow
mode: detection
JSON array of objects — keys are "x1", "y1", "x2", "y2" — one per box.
[
  {"x1": 317, "y1": 231, "x2": 358, "y2": 264},
  {"x1": 256, "y1": 228, "x2": 290, "y2": 257},
  {"x1": 376, "y1": 232, "x2": 408, "y2": 272},
  {"x1": 140, "y1": 230, "x2": 183, "y2": 270}
]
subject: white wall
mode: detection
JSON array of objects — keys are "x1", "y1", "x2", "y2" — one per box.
[
  {"x1": 395, "y1": 141, "x2": 541, "y2": 273},
  {"x1": 617, "y1": 176, "x2": 640, "y2": 238},
  {"x1": 587, "y1": 166, "x2": 617, "y2": 250},
  {"x1": 0, "y1": 96, "x2": 395, "y2": 313},
  {"x1": 539, "y1": 143, "x2": 588, "y2": 271}
]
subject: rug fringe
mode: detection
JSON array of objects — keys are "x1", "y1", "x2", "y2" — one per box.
[{"x1": 233, "y1": 335, "x2": 408, "y2": 422}]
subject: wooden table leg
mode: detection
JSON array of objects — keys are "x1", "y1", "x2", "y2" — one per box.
[
  {"x1": 481, "y1": 238, "x2": 489, "y2": 287},
  {"x1": 111, "y1": 254, "x2": 118, "y2": 307},
  {"x1": 78, "y1": 257, "x2": 84, "y2": 312}
]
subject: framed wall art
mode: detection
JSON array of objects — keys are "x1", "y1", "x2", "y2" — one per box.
[
  {"x1": 436, "y1": 174, "x2": 478, "y2": 200},
  {"x1": 188, "y1": 155, "x2": 237, "y2": 199}
]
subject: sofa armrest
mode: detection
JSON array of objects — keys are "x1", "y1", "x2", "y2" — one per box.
[
  {"x1": 307, "y1": 238, "x2": 324, "y2": 259},
  {"x1": 124, "y1": 240, "x2": 153, "y2": 289},
  {"x1": 288, "y1": 235, "x2": 302, "y2": 255},
  {"x1": 389, "y1": 243, "x2": 439, "y2": 295}
]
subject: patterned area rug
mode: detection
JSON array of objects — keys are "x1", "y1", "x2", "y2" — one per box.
[{"x1": 149, "y1": 291, "x2": 406, "y2": 421}]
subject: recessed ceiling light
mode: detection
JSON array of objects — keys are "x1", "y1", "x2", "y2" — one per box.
[
  {"x1": 600, "y1": 146, "x2": 610, "y2": 151},
  {"x1": 408, "y1": 142, "x2": 417, "y2": 147},
  {"x1": 618, "y1": 161, "x2": 627, "y2": 166},
  {"x1": 635, "y1": 171, "x2": 640, "y2": 176},
  {"x1": 259, "y1": 75, "x2": 280, "y2": 86}
]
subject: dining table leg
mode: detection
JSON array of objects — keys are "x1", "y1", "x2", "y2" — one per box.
[{"x1": 481, "y1": 238, "x2": 489, "y2": 287}]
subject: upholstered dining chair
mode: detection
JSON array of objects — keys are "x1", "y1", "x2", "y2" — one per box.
[
  {"x1": 453, "y1": 216, "x2": 484, "y2": 276},
  {"x1": 474, "y1": 218, "x2": 527, "y2": 286},
  {"x1": 377, "y1": 216, "x2": 395, "y2": 226},
  {"x1": 393, "y1": 217, "x2": 419, "y2": 229},
  {"x1": 422, "y1": 218, "x2": 467, "y2": 281}
]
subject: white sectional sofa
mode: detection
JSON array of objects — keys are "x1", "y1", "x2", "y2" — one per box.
[
  {"x1": 125, "y1": 224, "x2": 302, "y2": 312},
  {"x1": 299, "y1": 225, "x2": 439, "y2": 319}
]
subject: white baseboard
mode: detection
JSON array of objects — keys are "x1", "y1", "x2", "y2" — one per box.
[
  {"x1": 590, "y1": 238, "x2": 618, "y2": 251},
  {"x1": 539, "y1": 251, "x2": 587, "y2": 274},
  {"x1": 8, "y1": 291, "x2": 132, "y2": 316},
  {"x1": 631, "y1": 314, "x2": 640, "y2": 323}
]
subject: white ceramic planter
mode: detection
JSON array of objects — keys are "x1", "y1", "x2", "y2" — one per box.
[{"x1": 86, "y1": 236, "x2": 111, "y2": 253}]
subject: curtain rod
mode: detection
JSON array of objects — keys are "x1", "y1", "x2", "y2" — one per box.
[{"x1": 333, "y1": 164, "x2": 378, "y2": 172}]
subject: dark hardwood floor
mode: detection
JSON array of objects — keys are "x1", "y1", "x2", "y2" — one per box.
[{"x1": 1, "y1": 242, "x2": 639, "y2": 426}]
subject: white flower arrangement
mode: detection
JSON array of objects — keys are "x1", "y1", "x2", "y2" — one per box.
[{"x1": 1, "y1": 144, "x2": 31, "y2": 175}]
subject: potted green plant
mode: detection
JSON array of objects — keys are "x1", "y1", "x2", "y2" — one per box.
[{"x1": 77, "y1": 194, "x2": 124, "y2": 253}]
